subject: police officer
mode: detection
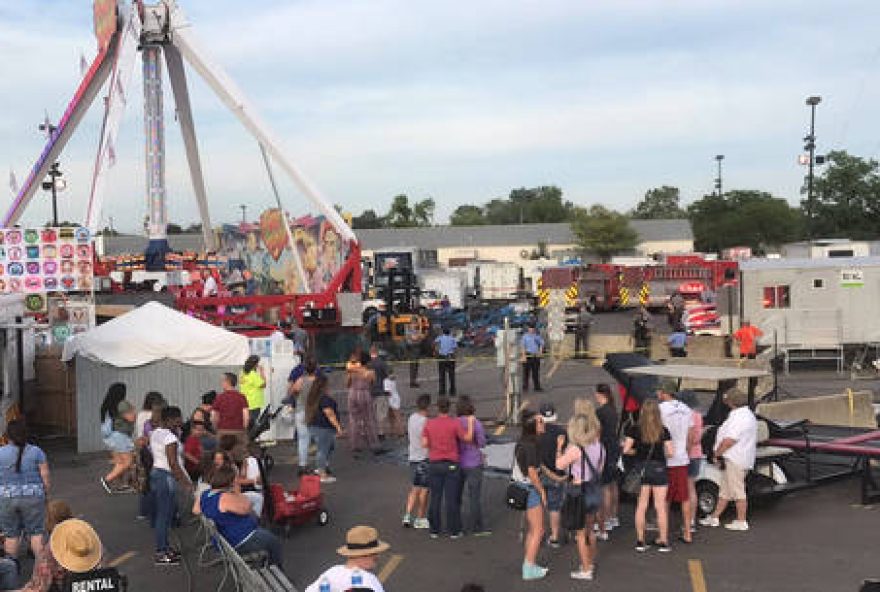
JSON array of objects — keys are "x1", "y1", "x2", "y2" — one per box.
[
  {"x1": 574, "y1": 304, "x2": 593, "y2": 359},
  {"x1": 434, "y1": 328, "x2": 458, "y2": 396},
  {"x1": 521, "y1": 324, "x2": 545, "y2": 392},
  {"x1": 633, "y1": 305, "x2": 652, "y2": 355}
]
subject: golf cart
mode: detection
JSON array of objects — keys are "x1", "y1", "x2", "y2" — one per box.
[{"x1": 621, "y1": 364, "x2": 801, "y2": 517}]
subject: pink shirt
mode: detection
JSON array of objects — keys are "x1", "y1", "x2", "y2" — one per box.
[
  {"x1": 555, "y1": 441, "x2": 604, "y2": 484},
  {"x1": 423, "y1": 415, "x2": 464, "y2": 462},
  {"x1": 689, "y1": 411, "x2": 704, "y2": 459}
]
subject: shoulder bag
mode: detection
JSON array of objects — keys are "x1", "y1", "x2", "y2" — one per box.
[
  {"x1": 622, "y1": 442, "x2": 655, "y2": 496},
  {"x1": 506, "y1": 445, "x2": 530, "y2": 511},
  {"x1": 581, "y1": 446, "x2": 604, "y2": 514}
]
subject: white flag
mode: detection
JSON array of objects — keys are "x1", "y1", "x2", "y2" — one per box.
[{"x1": 8, "y1": 169, "x2": 18, "y2": 195}]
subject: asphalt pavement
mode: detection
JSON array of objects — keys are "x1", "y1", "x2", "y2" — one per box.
[{"x1": 38, "y1": 355, "x2": 879, "y2": 592}]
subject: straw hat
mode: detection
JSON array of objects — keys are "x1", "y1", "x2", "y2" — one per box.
[
  {"x1": 337, "y1": 526, "x2": 390, "y2": 558},
  {"x1": 50, "y1": 519, "x2": 102, "y2": 573}
]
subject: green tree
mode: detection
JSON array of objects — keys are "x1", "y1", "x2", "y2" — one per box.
[
  {"x1": 805, "y1": 150, "x2": 880, "y2": 239},
  {"x1": 630, "y1": 186, "x2": 687, "y2": 219},
  {"x1": 570, "y1": 205, "x2": 638, "y2": 262},
  {"x1": 484, "y1": 186, "x2": 573, "y2": 224},
  {"x1": 412, "y1": 197, "x2": 435, "y2": 226},
  {"x1": 166, "y1": 223, "x2": 184, "y2": 234},
  {"x1": 351, "y1": 209, "x2": 385, "y2": 229},
  {"x1": 450, "y1": 205, "x2": 486, "y2": 226},
  {"x1": 689, "y1": 190, "x2": 803, "y2": 253}
]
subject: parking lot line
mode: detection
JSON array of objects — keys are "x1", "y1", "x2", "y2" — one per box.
[
  {"x1": 378, "y1": 554, "x2": 403, "y2": 583},
  {"x1": 108, "y1": 551, "x2": 137, "y2": 568},
  {"x1": 688, "y1": 559, "x2": 708, "y2": 592}
]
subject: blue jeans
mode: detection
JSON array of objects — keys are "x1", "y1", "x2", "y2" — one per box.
[
  {"x1": 150, "y1": 469, "x2": 177, "y2": 552},
  {"x1": 0, "y1": 495, "x2": 46, "y2": 538},
  {"x1": 310, "y1": 426, "x2": 336, "y2": 471},
  {"x1": 295, "y1": 410, "x2": 310, "y2": 468},
  {"x1": 428, "y1": 461, "x2": 462, "y2": 535},
  {"x1": 236, "y1": 528, "x2": 283, "y2": 568},
  {"x1": 460, "y1": 466, "x2": 485, "y2": 533},
  {"x1": 0, "y1": 557, "x2": 17, "y2": 590}
]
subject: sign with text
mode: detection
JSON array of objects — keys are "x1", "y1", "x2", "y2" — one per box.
[{"x1": 840, "y1": 268, "x2": 864, "y2": 288}]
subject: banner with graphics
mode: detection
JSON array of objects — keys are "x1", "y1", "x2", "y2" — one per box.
[
  {"x1": 0, "y1": 227, "x2": 94, "y2": 293},
  {"x1": 221, "y1": 214, "x2": 348, "y2": 295}
]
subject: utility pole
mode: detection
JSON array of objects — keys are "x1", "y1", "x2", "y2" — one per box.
[
  {"x1": 714, "y1": 154, "x2": 724, "y2": 197},
  {"x1": 804, "y1": 95, "x2": 822, "y2": 240},
  {"x1": 239, "y1": 204, "x2": 247, "y2": 223}
]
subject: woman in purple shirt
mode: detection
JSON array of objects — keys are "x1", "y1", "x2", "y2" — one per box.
[{"x1": 456, "y1": 396, "x2": 489, "y2": 536}]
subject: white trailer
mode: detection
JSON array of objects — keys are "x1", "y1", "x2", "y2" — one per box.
[
  {"x1": 467, "y1": 261, "x2": 521, "y2": 302},
  {"x1": 739, "y1": 257, "x2": 880, "y2": 348},
  {"x1": 420, "y1": 269, "x2": 467, "y2": 309}
]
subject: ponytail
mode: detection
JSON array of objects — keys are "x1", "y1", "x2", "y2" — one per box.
[{"x1": 6, "y1": 420, "x2": 28, "y2": 473}]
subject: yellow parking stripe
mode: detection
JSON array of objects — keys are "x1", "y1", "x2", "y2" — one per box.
[
  {"x1": 108, "y1": 551, "x2": 136, "y2": 568},
  {"x1": 689, "y1": 559, "x2": 708, "y2": 592},
  {"x1": 378, "y1": 554, "x2": 403, "y2": 583}
]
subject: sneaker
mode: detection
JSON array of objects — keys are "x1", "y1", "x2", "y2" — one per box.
[
  {"x1": 571, "y1": 569, "x2": 594, "y2": 580},
  {"x1": 699, "y1": 516, "x2": 720, "y2": 528},
  {"x1": 522, "y1": 563, "x2": 548, "y2": 581},
  {"x1": 604, "y1": 519, "x2": 615, "y2": 531},
  {"x1": 547, "y1": 538, "x2": 562, "y2": 549},
  {"x1": 319, "y1": 475, "x2": 337, "y2": 484},
  {"x1": 635, "y1": 540, "x2": 648, "y2": 553},
  {"x1": 724, "y1": 520, "x2": 749, "y2": 531},
  {"x1": 449, "y1": 532, "x2": 464, "y2": 540},
  {"x1": 429, "y1": 532, "x2": 440, "y2": 539},
  {"x1": 100, "y1": 477, "x2": 112, "y2": 494},
  {"x1": 610, "y1": 516, "x2": 620, "y2": 528},
  {"x1": 655, "y1": 541, "x2": 671, "y2": 553},
  {"x1": 596, "y1": 530, "x2": 609, "y2": 541},
  {"x1": 402, "y1": 514, "x2": 413, "y2": 528},
  {"x1": 414, "y1": 518, "x2": 430, "y2": 530},
  {"x1": 154, "y1": 552, "x2": 180, "y2": 566}
]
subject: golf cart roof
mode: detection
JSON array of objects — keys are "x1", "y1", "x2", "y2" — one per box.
[{"x1": 623, "y1": 364, "x2": 768, "y2": 381}]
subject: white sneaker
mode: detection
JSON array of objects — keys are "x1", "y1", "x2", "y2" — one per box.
[
  {"x1": 604, "y1": 519, "x2": 614, "y2": 531},
  {"x1": 414, "y1": 518, "x2": 430, "y2": 530},
  {"x1": 596, "y1": 531, "x2": 609, "y2": 541},
  {"x1": 610, "y1": 516, "x2": 620, "y2": 528},
  {"x1": 571, "y1": 569, "x2": 594, "y2": 580},
  {"x1": 724, "y1": 520, "x2": 749, "y2": 531},
  {"x1": 699, "y1": 516, "x2": 720, "y2": 528}
]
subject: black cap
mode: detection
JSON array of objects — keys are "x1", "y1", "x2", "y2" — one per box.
[{"x1": 538, "y1": 401, "x2": 557, "y2": 422}]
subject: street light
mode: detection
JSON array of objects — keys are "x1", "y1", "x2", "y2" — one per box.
[
  {"x1": 804, "y1": 95, "x2": 822, "y2": 239},
  {"x1": 38, "y1": 119, "x2": 63, "y2": 226},
  {"x1": 715, "y1": 154, "x2": 724, "y2": 197},
  {"x1": 239, "y1": 204, "x2": 247, "y2": 224}
]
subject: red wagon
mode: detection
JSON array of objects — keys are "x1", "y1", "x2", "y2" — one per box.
[{"x1": 268, "y1": 475, "x2": 330, "y2": 537}]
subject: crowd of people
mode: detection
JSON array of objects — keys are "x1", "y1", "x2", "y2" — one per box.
[{"x1": 56, "y1": 317, "x2": 760, "y2": 590}]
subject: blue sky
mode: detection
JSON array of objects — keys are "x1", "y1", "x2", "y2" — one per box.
[{"x1": 1, "y1": 0, "x2": 879, "y2": 232}]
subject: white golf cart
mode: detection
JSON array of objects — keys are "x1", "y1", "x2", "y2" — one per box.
[{"x1": 622, "y1": 364, "x2": 797, "y2": 517}]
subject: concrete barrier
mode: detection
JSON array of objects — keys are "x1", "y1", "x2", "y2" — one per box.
[{"x1": 757, "y1": 391, "x2": 877, "y2": 429}]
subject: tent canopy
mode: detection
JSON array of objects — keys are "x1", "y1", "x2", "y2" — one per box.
[{"x1": 62, "y1": 301, "x2": 250, "y2": 368}]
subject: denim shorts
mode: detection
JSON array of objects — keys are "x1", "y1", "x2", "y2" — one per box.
[
  {"x1": 410, "y1": 460, "x2": 429, "y2": 488},
  {"x1": 103, "y1": 431, "x2": 134, "y2": 453},
  {"x1": 0, "y1": 496, "x2": 46, "y2": 538},
  {"x1": 514, "y1": 483, "x2": 542, "y2": 510},
  {"x1": 688, "y1": 458, "x2": 704, "y2": 478},
  {"x1": 540, "y1": 478, "x2": 564, "y2": 512}
]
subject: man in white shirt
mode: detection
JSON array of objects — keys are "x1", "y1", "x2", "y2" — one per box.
[
  {"x1": 304, "y1": 525, "x2": 390, "y2": 592},
  {"x1": 657, "y1": 380, "x2": 695, "y2": 543},
  {"x1": 700, "y1": 387, "x2": 757, "y2": 532},
  {"x1": 403, "y1": 394, "x2": 431, "y2": 529}
]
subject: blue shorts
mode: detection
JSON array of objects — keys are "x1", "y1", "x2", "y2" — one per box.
[
  {"x1": 541, "y1": 479, "x2": 564, "y2": 512},
  {"x1": 410, "y1": 460, "x2": 429, "y2": 488},
  {"x1": 0, "y1": 496, "x2": 46, "y2": 538},
  {"x1": 515, "y1": 483, "x2": 542, "y2": 510},
  {"x1": 103, "y1": 431, "x2": 134, "y2": 453},
  {"x1": 688, "y1": 458, "x2": 703, "y2": 478}
]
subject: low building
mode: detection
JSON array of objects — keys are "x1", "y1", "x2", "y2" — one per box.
[{"x1": 356, "y1": 219, "x2": 693, "y2": 267}]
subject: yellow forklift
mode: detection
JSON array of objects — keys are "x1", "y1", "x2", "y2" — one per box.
[{"x1": 373, "y1": 268, "x2": 431, "y2": 346}]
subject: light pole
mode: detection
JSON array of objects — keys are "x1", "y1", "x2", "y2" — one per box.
[
  {"x1": 239, "y1": 204, "x2": 247, "y2": 223},
  {"x1": 714, "y1": 154, "x2": 724, "y2": 197},
  {"x1": 38, "y1": 120, "x2": 63, "y2": 226},
  {"x1": 804, "y1": 95, "x2": 821, "y2": 239}
]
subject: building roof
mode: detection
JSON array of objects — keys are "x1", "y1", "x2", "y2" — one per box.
[
  {"x1": 739, "y1": 256, "x2": 880, "y2": 271},
  {"x1": 101, "y1": 234, "x2": 206, "y2": 256},
  {"x1": 355, "y1": 219, "x2": 692, "y2": 251}
]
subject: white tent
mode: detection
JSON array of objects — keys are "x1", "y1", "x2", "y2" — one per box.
[{"x1": 62, "y1": 301, "x2": 249, "y2": 367}]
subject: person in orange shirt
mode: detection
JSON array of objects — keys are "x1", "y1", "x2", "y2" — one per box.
[{"x1": 733, "y1": 321, "x2": 763, "y2": 359}]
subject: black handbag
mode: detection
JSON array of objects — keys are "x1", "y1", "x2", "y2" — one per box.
[
  {"x1": 506, "y1": 482, "x2": 529, "y2": 510},
  {"x1": 561, "y1": 445, "x2": 604, "y2": 531},
  {"x1": 582, "y1": 447, "x2": 604, "y2": 514},
  {"x1": 622, "y1": 442, "x2": 655, "y2": 495}
]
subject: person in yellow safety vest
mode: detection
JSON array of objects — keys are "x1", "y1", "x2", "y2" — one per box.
[{"x1": 240, "y1": 355, "x2": 267, "y2": 431}]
